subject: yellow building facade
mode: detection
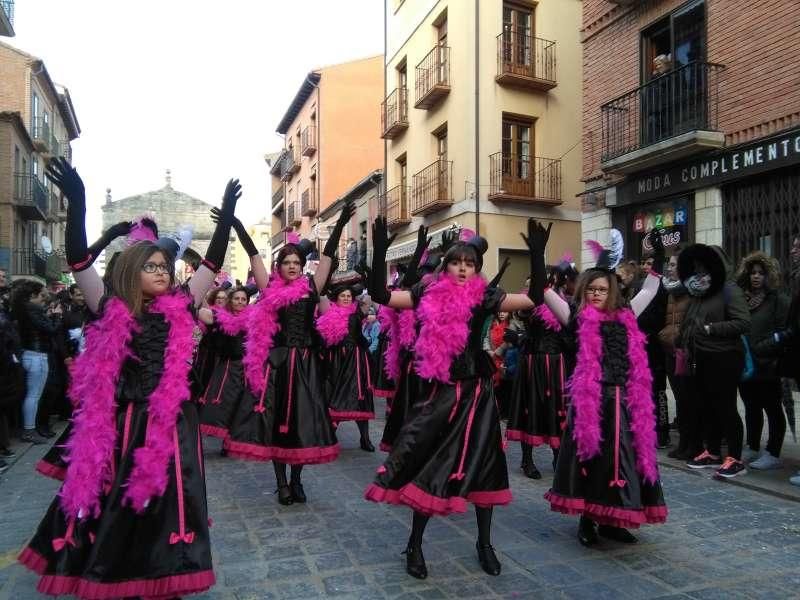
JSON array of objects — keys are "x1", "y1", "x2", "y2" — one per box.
[{"x1": 382, "y1": 0, "x2": 582, "y2": 285}]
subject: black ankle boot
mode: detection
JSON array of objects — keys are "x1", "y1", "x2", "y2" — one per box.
[
  {"x1": 290, "y1": 480, "x2": 307, "y2": 503},
  {"x1": 578, "y1": 516, "x2": 598, "y2": 547},
  {"x1": 476, "y1": 542, "x2": 501, "y2": 576},
  {"x1": 598, "y1": 525, "x2": 637, "y2": 544},
  {"x1": 360, "y1": 437, "x2": 375, "y2": 452},
  {"x1": 403, "y1": 545, "x2": 427, "y2": 579},
  {"x1": 521, "y1": 461, "x2": 541, "y2": 480},
  {"x1": 276, "y1": 484, "x2": 293, "y2": 506}
]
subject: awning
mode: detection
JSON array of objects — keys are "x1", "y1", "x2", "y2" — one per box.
[{"x1": 386, "y1": 223, "x2": 462, "y2": 262}]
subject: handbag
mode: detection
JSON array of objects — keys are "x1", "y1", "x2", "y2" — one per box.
[{"x1": 740, "y1": 335, "x2": 756, "y2": 381}]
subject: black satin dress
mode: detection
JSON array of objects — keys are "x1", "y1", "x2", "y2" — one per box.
[
  {"x1": 224, "y1": 280, "x2": 339, "y2": 465},
  {"x1": 545, "y1": 320, "x2": 668, "y2": 529},
  {"x1": 379, "y1": 348, "x2": 421, "y2": 453},
  {"x1": 365, "y1": 285, "x2": 511, "y2": 516},
  {"x1": 198, "y1": 328, "x2": 246, "y2": 439},
  {"x1": 20, "y1": 309, "x2": 214, "y2": 599},
  {"x1": 324, "y1": 312, "x2": 375, "y2": 422},
  {"x1": 372, "y1": 325, "x2": 395, "y2": 401},
  {"x1": 506, "y1": 315, "x2": 570, "y2": 449}
]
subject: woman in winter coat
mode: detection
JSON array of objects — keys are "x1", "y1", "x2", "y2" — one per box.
[
  {"x1": 735, "y1": 252, "x2": 790, "y2": 470},
  {"x1": 679, "y1": 244, "x2": 751, "y2": 478}
]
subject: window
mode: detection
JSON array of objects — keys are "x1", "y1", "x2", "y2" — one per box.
[
  {"x1": 434, "y1": 124, "x2": 448, "y2": 162},
  {"x1": 14, "y1": 146, "x2": 20, "y2": 173},
  {"x1": 502, "y1": 115, "x2": 533, "y2": 179},
  {"x1": 641, "y1": 0, "x2": 705, "y2": 81},
  {"x1": 397, "y1": 153, "x2": 408, "y2": 189},
  {"x1": 32, "y1": 157, "x2": 39, "y2": 178},
  {"x1": 32, "y1": 93, "x2": 39, "y2": 119},
  {"x1": 503, "y1": 1, "x2": 534, "y2": 66},
  {"x1": 397, "y1": 59, "x2": 407, "y2": 89}
]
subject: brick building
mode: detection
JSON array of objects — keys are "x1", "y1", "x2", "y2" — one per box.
[{"x1": 581, "y1": 0, "x2": 800, "y2": 272}]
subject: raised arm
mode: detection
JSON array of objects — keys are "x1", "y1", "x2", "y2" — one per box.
[
  {"x1": 399, "y1": 225, "x2": 430, "y2": 288},
  {"x1": 314, "y1": 199, "x2": 356, "y2": 294},
  {"x1": 189, "y1": 179, "x2": 241, "y2": 307},
  {"x1": 212, "y1": 210, "x2": 268, "y2": 290},
  {"x1": 46, "y1": 157, "x2": 104, "y2": 314},
  {"x1": 520, "y1": 218, "x2": 571, "y2": 325}
]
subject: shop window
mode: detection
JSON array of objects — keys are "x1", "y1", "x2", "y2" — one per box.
[{"x1": 618, "y1": 197, "x2": 692, "y2": 262}]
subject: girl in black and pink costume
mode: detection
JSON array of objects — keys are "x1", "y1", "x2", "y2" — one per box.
[
  {"x1": 526, "y1": 220, "x2": 668, "y2": 546},
  {"x1": 364, "y1": 218, "x2": 540, "y2": 580},
  {"x1": 317, "y1": 274, "x2": 375, "y2": 451},
  {"x1": 197, "y1": 216, "x2": 269, "y2": 441},
  {"x1": 223, "y1": 200, "x2": 355, "y2": 506},
  {"x1": 19, "y1": 158, "x2": 242, "y2": 599},
  {"x1": 505, "y1": 256, "x2": 577, "y2": 480}
]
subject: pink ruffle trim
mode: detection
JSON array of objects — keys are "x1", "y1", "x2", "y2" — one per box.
[
  {"x1": 199, "y1": 424, "x2": 229, "y2": 439},
  {"x1": 19, "y1": 546, "x2": 215, "y2": 599},
  {"x1": 372, "y1": 388, "x2": 395, "y2": 399},
  {"x1": 223, "y1": 439, "x2": 340, "y2": 465},
  {"x1": 364, "y1": 482, "x2": 512, "y2": 517},
  {"x1": 505, "y1": 430, "x2": 561, "y2": 449},
  {"x1": 36, "y1": 460, "x2": 66, "y2": 481},
  {"x1": 329, "y1": 410, "x2": 375, "y2": 422},
  {"x1": 544, "y1": 490, "x2": 668, "y2": 529}
]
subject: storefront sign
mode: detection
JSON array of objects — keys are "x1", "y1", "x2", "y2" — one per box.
[
  {"x1": 632, "y1": 204, "x2": 688, "y2": 232},
  {"x1": 617, "y1": 126, "x2": 800, "y2": 205},
  {"x1": 642, "y1": 226, "x2": 683, "y2": 252}
]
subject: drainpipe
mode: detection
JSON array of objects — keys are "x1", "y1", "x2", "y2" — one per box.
[
  {"x1": 383, "y1": 0, "x2": 388, "y2": 215},
  {"x1": 474, "y1": 0, "x2": 480, "y2": 235}
]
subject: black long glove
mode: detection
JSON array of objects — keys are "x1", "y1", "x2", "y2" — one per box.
[
  {"x1": 211, "y1": 209, "x2": 258, "y2": 258},
  {"x1": 46, "y1": 158, "x2": 89, "y2": 270},
  {"x1": 400, "y1": 225, "x2": 430, "y2": 288},
  {"x1": 203, "y1": 179, "x2": 241, "y2": 272},
  {"x1": 368, "y1": 216, "x2": 396, "y2": 305},
  {"x1": 85, "y1": 222, "x2": 133, "y2": 266},
  {"x1": 488, "y1": 257, "x2": 511, "y2": 289},
  {"x1": 323, "y1": 199, "x2": 356, "y2": 259},
  {"x1": 521, "y1": 219, "x2": 551, "y2": 306},
  {"x1": 649, "y1": 228, "x2": 666, "y2": 276},
  {"x1": 440, "y1": 227, "x2": 457, "y2": 254}
]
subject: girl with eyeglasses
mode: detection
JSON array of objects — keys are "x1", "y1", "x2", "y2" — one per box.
[
  {"x1": 526, "y1": 221, "x2": 668, "y2": 548},
  {"x1": 19, "y1": 157, "x2": 241, "y2": 599}
]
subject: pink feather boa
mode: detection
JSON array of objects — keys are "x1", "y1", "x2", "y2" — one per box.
[
  {"x1": 414, "y1": 273, "x2": 487, "y2": 383},
  {"x1": 242, "y1": 274, "x2": 310, "y2": 395},
  {"x1": 60, "y1": 290, "x2": 196, "y2": 518},
  {"x1": 384, "y1": 309, "x2": 416, "y2": 381},
  {"x1": 212, "y1": 306, "x2": 249, "y2": 335},
  {"x1": 316, "y1": 302, "x2": 356, "y2": 347},
  {"x1": 534, "y1": 303, "x2": 562, "y2": 331},
  {"x1": 568, "y1": 305, "x2": 658, "y2": 484}
]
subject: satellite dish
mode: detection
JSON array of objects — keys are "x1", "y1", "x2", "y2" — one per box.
[{"x1": 41, "y1": 236, "x2": 53, "y2": 254}]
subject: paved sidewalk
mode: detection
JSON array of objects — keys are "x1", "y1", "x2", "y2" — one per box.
[{"x1": 1, "y1": 401, "x2": 800, "y2": 599}]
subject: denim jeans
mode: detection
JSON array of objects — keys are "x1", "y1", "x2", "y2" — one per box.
[{"x1": 21, "y1": 351, "x2": 49, "y2": 430}]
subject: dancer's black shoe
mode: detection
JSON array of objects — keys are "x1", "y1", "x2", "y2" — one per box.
[
  {"x1": 476, "y1": 542, "x2": 501, "y2": 576},
  {"x1": 598, "y1": 525, "x2": 637, "y2": 543},
  {"x1": 521, "y1": 461, "x2": 541, "y2": 479},
  {"x1": 403, "y1": 546, "x2": 427, "y2": 579},
  {"x1": 578, "y1": 516, "x2": 598, "y2": 547},
  {"x1": 276, "y1": 484, "x2": 294, "y2": 506},
  {"x1": 360, "y1": 437, "x2": 375, "y2": 452},
  {"x1": 290, "y1": 480, "x2": 307, "y2": 503}
]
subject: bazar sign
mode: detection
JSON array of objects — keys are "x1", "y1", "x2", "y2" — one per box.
[{"x1": 617, "y1": 127, "x2": 800, "y2": 204}]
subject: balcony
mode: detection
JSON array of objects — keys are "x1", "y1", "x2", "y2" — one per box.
[
  {"x1": 380, "y1": 185, "x2": 411, "y2": 230},
  {"x1": 11, "y1": 248, "x2": 47, "y2": 280},
  {"x1": 381, "y1": 88, "x2": 409, "y2": 139},
  {"x1": 31, "y1": 117, "x2": 51, "y2": 152},
  {"x1": 272, "y1": 185, "x2": 284, "y2": 212},
  {"x1": 269, "y1": 149, "x2": 288, "y2": 176},
  {"x1": 301, "y1": 125, "x2": 317, "y2": 157},
  {"x1": 281, "y1": 148, "x2": 301, "y2": 181},
  {"x1": 301, "y1": 187, "x2": 317, "y2": 217},
  {"x1": 415, "y1": 45, "x2": 450, "y2": 109},
  {"x1": 271, "y1": 230, "x2": 286, "y2": 250},
  {"x1": 601, "y1": 61, "x2": 725, "y2": 174},
  {"x1": 13, "y1": 173, "x2": 48, "y2": 220},
  {"x1": 488, "y1": 153, "x2": 562, "y2": 206},
  {"x1": 287, "y1": 201, "x2": 302, "y2": 226},
  {"x1": 496, "y1": 32, "x2": 557, "y2": 92},
  {"x1": 0, "y1": 0, "x2": 14, "y2": 37},
  {"x1": 62, "y1": 141, "x2": 72, "y2": 162},
  {"x1": 411, "y1": 159, "x2": 452, "y2": 216}
]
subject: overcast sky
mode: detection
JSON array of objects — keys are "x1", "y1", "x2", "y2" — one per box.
[{"x1": 11, "y1": 0, "x2": 384, "y2": 238}]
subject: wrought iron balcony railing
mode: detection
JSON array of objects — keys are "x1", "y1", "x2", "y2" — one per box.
[
  {"x1": 415, "y1": 45, "x2": 450, "y2": 109},
  {"x1": 281, "y1": 147, "x2": 301, "y2": 181},
  {"x1": 381, "y1": 88, "x2": 409, "y2": 139},
  {"x1": 272, "y1": 185, "x2": 284, "y2": 209},
  {"x1": 301, "y1": 187, "x2": 317, "y2": 217},
  {"x1": 287, "y1": 201, "x2": 302, "y2": 225},
  {"x1": 488, "y1": 153, "x2": 562, "y2": 205},
  {"x1": 380, "y1": 185, "x2": 411, "y2": 230},
  {"x1": 411, "y1": 159, "x2": 452, "y2": 216},
  {"x1": 0, "y1": 0, "x2": 14, "y2": 27},
  {"x1": 31, "y1": 117, "x2": 51, "y2": 151},
  {"x1": 11, "y1": 248, "x2": 47, "y2": 279},
  {"x1": 301, "y1": 125, "x2": 317, "y2": 157},
  {"x1": 271, "y1": 230, "x2": 286, "y2": 249},
  {"x1": 601, "y1": 61, "x2": 725, "y2": 163},
  {"x1": 496, "y1": 31, "x2": 557, "y2": 91},
  {"x1": 13, "y1": 173, "x2": 48, "y2": 220}
]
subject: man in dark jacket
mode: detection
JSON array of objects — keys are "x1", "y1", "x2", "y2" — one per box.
[{"x1": 679, "y1": 244, "x2": 751, "y2": 478}]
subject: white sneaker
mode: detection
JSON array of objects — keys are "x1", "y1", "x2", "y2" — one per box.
[
  {"x1": 748, "y1": 453, "x2": 781, "y2": 470},
  {"x1": 740, "y1": 447, "x2": 760, "y2": 463},
  {"x1": 790, "y1": 473, "x2": 800, "y2": 487}
]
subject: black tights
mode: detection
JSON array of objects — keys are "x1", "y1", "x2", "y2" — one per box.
[
  {"x1": 356, "y1": 420, "x2": 370, "y2": 442},
  {"x1": 521, "y1": 443, "x2": 559, "y2": 466},
  {"x1": 408, "y1": 507, "x2": 493, "y2": 549},
  {"x1": 273, "y1": 462, "x2": 303, "y2": 487}
]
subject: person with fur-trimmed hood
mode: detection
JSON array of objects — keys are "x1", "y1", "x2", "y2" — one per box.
[
  {"x1": 316, "y1": 272, "x2": 376, "y2": 451},
  {"x1": 530, "y1": 221, "x2": 668, "y2": 547},
  {"x1": 365, "y1": 217, "x2": 543, "y2": 580},
  {"x1": 735, "y1": 251, "x2": 790, "y2": 471},
  {"x1": 679, "y1": 244, "x2": 751, "y2": 478}
]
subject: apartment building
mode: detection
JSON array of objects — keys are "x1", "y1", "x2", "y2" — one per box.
[
  {"x1": 381, "y1": 0, "x2": 582, "y2": 284},
  {"x1": 581, "y1": 0, "x2": 800, "y2": 271},
  {"x1": 0, "y1": 41, "x2": 80, "y2": 282},
  {"x1": 0, "y1": 0, "x2": 14, "y2": 38},
  {"x1": 269, "y1": 56, "x2": 384, "y2": 258}
]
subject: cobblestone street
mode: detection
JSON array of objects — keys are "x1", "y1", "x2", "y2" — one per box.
[{"x1": 2, "y1": 402, "x2": 800, "y2": 600}]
